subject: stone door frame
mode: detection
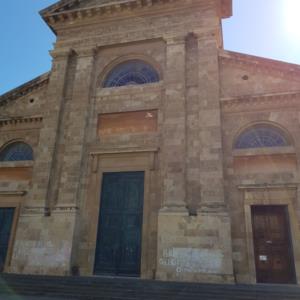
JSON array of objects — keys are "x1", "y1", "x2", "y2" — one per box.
[
  {"x1": 89, "y1": 149, "x2": 157, "y2": 279},
  {"x1": 0, "y1": 193, "x2": 22, "y2": 272},
  {"x1": 240, "y1": 185, "x2": 300, "y2": 284}
]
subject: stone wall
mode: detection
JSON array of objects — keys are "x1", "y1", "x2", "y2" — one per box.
[
  {"x1": 220, "y1": 52, "x2": 300, "y2": 284},
  {"x1": 1, "y1": 0, "x2": 300, "y2": 285}
]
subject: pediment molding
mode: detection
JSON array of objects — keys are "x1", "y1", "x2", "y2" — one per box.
[
  {"x1": 0, "y1": 73, "x2": 49, "y2": 107},
  {"x1": 221, "y1": 92, "x2": 300, "y2": 113},
  {"x1": 41, "y1": 0, "x2": 232, "y2": 33},
  {"x1": 42, "y1": 0, "x2": 179, "y2": 28},
  {"x1": 220, "y1": 50, "x2": 300, "y2": 82}
]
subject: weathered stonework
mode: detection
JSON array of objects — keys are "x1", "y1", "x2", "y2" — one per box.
[{"x1": 1, "y1": 0, "x2": 300, "y2": 285}]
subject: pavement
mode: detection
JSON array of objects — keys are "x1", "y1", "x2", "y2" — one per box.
[{"x1": 0, "y1": 296, "x2": 75, "y2": 300}]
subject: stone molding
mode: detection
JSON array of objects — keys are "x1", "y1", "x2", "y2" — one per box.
[
  {"x1": 50, "y1": 48, "x2": 72, "y2": 60},
  {"x1": 193, "y1": 28, "x2": 219, "y2": 41},
  {"x1": 0, "y1": 161, "x2": 34, "y2": 168},
  {"x1": 23, "y1": 205, "x2": 78, "y2": 216},
  {"x1": 90, "y1": 147, "x2": 159, "y2": 155},
  {"x1": 52, "y1": 205, "x2": 79, "y2": 214},
  {"x1": 238, "y1": 183, "x2": 298, "y2": 190},
  {"x1": 0, "y1": 115, "x2": 43, "y2": 127},
  {"x1": 43, "y1": 0, "x2": 180, "y2": 27},
  {"x1": 74, "y1": 46, "x2": 97, "y2": 58},
  {"x1": 221, "y1": 92, "x2": 300, "y2": 113},
  {"x1": 220, "y1": 50, "x2": 300, "y2": 81},
  {"x1": 42, "y1": 0, "x2": 232, "y2": 29},
  {"x1": 0, "y1": 191, "x2": 26, "y2": 196},
  {"x1": 0, "y1": 73, "x2": 49, "y2": 106},
  {"x1": 163, "y1": 34, "x2": 186, "y2": 46}
]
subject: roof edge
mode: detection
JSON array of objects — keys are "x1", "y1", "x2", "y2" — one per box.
[
  {"x1": 220, "y1": 49, "x2": 300, "y2": 78},
  {"x1": 41, "y1": 0, "x2": 233, "y2": 34},
  {"x1": 0, "y1": 72, "x2": 50, "y2": 106}
]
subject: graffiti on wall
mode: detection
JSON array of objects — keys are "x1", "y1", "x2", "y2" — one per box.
[{"x1": 159, "y1": 247, "x2": 223, "y2": 274}]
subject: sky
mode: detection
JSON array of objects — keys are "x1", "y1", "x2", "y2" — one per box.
[{"x1": 1, "y1": 0, "x2": 300, "y2": 95}]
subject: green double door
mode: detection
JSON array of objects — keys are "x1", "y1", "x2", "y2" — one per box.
[{"x1": 94, "y1": 172, "x2": 144, "y2": 276}]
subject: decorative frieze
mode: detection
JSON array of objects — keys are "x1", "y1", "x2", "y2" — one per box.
[
  {"x1": 0, "y1": 116, "x2": 43, "y2": 127},
  {"x1": 43, "y1": 0, "x2": 181, "y2": 26}
]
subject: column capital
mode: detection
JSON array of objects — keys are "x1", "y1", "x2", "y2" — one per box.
[
  {"x1": 49, "y1": 48, "x2": 72, "y2": 60},
  {"x1": 163, "y1": 33, "x2": 187, "y2": 46},
  {"x1": 193, "y1": 28, "x2": 219, "y2": 41},
  {"x1": 74, "y1": 46, "x2": 97, "y2": 58}
]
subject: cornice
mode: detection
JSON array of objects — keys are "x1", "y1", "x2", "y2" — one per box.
[
  {"x1": 41, "y1": 0, "x2": 232, "y2": 34},
  {"x1": 0, "y1": 73, "x2": 50, "y2": 107},
  {"x1": 0, "y1": 115, "x2": 43, "y2": 127},
  {"x1": 219, "y1": 50, "x2": 300, "y2": 81},
  {"x1": 42, "y1": 0, "x2": 178, "y2": 31},
  {"x1": 221, "y1": 91, "x2": 300, "y2": 113}
]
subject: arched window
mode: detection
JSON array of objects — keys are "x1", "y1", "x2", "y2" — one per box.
[
  {"x1": 234, "y1": 125, "x2": 289, "y2": 149},
  {"x1": 0, "y1": 142, "x2": 33, "y2": 161},
  {"x1": 103, "y1": 60, "x2": 160, "y2": 87}
]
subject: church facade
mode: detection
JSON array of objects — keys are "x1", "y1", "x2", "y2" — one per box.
[{"x1": 0, "y1": 0, "x2": 300, "y2": 285}]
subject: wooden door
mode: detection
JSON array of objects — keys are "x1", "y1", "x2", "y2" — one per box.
[
  {"x1": 251, "y1": 205, "x2": 296, "y2": 284},
  {"x1": 0, "y1": 208, "x2": 15, "y2": 272},
  {"x1": 94, "y1": 172, "x2": 144, "y2": 276}
]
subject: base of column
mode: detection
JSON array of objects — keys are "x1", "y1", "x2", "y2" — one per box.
[
  {"x1": 159, "y1": 205, "x2": 189, "y2": 215},
  {"x1": 156, "y1": 209, "x2": 234, "y2": 283}
]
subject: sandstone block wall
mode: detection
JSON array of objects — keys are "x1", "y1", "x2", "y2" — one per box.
[{"x1": 0, "y1": 0, "x2": 300, "y2": 285}]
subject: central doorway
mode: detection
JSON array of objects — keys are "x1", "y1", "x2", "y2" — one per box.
[
  {"x1": 251, "y1": 205, "x2": 296, "y2": 284},
  {"x1": 94, "y1": 171, "x2": 144, "y2": 276}
]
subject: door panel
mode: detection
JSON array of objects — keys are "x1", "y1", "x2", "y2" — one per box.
[
  {"x1": 0, "y1": 208, "x2": 15, "y2": 272},
  {"x1": 94, "y1": 172, "x2": 144, "y2": 276},
  {"x1": 251, "y1": 206, "x2": 296, "y2": 284}
]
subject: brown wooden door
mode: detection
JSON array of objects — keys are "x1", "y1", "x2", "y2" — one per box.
[{"x1": 251, "y1": 205, "x2": 296, "y2": 284}]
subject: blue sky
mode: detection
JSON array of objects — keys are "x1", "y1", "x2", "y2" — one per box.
[{"x1": 1, "y1": 0, "x2": 300, "y2": 95}]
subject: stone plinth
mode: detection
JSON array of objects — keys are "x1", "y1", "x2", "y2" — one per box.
[
  {"x1": 156, "y1": 211, "x2": 234, "y2": 283},
  {"x1": 9, "y1": 207, "x2": 77, "y2": 275}
]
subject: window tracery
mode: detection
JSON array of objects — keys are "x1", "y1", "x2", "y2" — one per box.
[
  {"x1": 235, "y1": 126, "x2": 289, "y2": 149},
  {"x1": 0, "y1": 142, "x2": 33, "y2": 161},
  {"x1": 103, "y1": 60, "x2": 159, "y2": 87}
]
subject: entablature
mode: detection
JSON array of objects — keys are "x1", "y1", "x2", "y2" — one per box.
[
  {"x1": 0, "y1": 116, "x2": 43, "y2": 129},
  {"x1": 221, "y1": 92, "x2": 300, "y2": 113},
  {"x1": 41, "y1": 0, "x2": 232, "y2": 34}
]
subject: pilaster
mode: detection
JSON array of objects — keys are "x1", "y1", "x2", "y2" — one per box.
[
  {"x1": 157, "y1": 29, "x2": 234, "y2": 283},
  {"x1": 28, "y1": 48, "x2": 71, "y2": 209},
  {"x1": 196, "y1": 29, "x2": 226, "y2": 212},
  {"x1": 56, "y1": 46, "x2": 96, "y2": 206},
  {"x1": 161, "y1": 34, "x2": 187, "y2": 213}
]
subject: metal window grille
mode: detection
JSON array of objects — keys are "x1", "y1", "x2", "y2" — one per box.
[
  {"x1": 0, "y1": 142, "x2": 33, "y2": 161},
  {"x1": 235, "y1": 127, "x2": 288, "y2": 149},
  {"x1": 103, "y1": 60, "x2": 159, "y2": 87}
]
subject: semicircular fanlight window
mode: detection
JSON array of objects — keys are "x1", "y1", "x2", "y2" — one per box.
[
  {"x1": 0, "y1": 142, "x2": 33, "y2": 161},
  {"x1": 103, "y1": 60, "x2": 160, "y2": 88},
  {"x1": 235, "y1": 126, "x2": 289, "y2": 149}
]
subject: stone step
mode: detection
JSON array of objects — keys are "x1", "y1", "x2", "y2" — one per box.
[{"x1": 1, "y1": 274, "x2": 300, "y2": 300}]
